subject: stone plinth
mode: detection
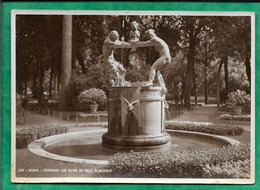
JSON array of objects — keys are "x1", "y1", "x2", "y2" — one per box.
[{"x1": 102, "y1": 86, "x2": 171, "y2": 152}]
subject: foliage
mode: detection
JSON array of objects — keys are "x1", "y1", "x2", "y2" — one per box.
[
  {"x1": 16, "y1": 125, "x2": 68, "y2": 149},
  {"x1": 68, "y1": 63, "x2": 114, "y2": 107},
  {"x1": 165, "y1": 121, "x2": 244, "y2": 136},
  {"x1": 72, "y1": 15, "x2": 107, "y2": 73},
  {"x1": 16, "y1": 16, "x2": 62, "y2": 99},
  {"x1": 125, "y1": 53, "x2": 150, "y2": 82},
  {"x1": 228, "y1": 90, "x2": 251, "y2": 107},
  {"x1": 16, "y1": 15, "x2": 251, "y2": 109},
  {"x1": 109, "y1": 144, "x2": 250, "y2": 178},
  {"x1": 203, "y1": 159, "x2": 250, "y2": 178},
  {"x1": 162, "y1": 52, "x2": 186, "y2": 103},
  {"x1": 77, "y1": 88, "x2": 107, "y2": 106}
]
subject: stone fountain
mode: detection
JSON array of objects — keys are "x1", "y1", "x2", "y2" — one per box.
[{"x1": 101, "y1": 22, "x2": 172, "y2": 152}]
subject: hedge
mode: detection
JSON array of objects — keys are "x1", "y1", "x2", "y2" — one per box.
[
  {"x1": 109, "y1": 144, "x2": 250, "y2": 178},
  {"x1": 16, "y1": 125, "x2": 69, "y2": 149},
  {"x1": 165, "y1": 121, "x2": 244, "y2": 136},
  {"x1": 203, "y1": 159, "x2": 250, "y2": 178}
]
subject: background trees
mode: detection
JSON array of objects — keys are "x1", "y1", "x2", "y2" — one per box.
[
  {"x1": 16, "y1": 15, "x2": 62, "y2": 100},
  {"x1": 16, "y1": 15, "x2": 251, "y2": 110}
]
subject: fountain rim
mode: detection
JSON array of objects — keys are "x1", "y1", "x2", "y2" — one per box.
[{"x1": 27, "y1": 128, "x2": 240, "y2": 165}]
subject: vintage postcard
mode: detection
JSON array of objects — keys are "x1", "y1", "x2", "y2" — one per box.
[{"x1": 11, "y1": 10, "x2": 255, "y2": 184}]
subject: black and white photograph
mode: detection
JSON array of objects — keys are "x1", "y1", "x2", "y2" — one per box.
[{"x1": 11, "y1": 10, "x2": 255, "y2": 183}]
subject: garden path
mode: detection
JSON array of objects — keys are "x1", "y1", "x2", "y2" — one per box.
[
  {"x1": 171, "y1": 104, "x2": 217, "y2": 122},
  {"x1": 16, "y1": 111, "x2": 108, "y2": 128}
]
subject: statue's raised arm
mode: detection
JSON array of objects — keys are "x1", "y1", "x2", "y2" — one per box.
[{"x1": 135, "y1": 38, "x2": 157, "y2": 48}]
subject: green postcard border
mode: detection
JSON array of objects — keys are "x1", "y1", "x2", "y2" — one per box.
[{"x1": 1, "y1": 1, "x2": 259, "y2": 190}]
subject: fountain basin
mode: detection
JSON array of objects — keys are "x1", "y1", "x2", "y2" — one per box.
[{"x1": 28, "y1": 129, "x2": 240, "y2": 165}]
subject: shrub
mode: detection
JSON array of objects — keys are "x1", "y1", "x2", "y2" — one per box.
[
  {"x1": 228, "y1": 90, "x2": 251, "y2": 107},
  {"x1": 109, "y1": 144, "x2": 250, "y2": 178},
  {"x1": 165, "y1": 121, "x2": 244, "y2": 136},
  {"x1": 16, "y1": 125, "x2": 68, "y2": 149},
  {"x1": 78, "y1": 88, "x2": 107, "y2": 107},
  {"x1": 67, "y1": 64, "x2": 114, "y2": 108},
  {"x1": 203, "y1": 159, "x2": 250, "y2": 178}
]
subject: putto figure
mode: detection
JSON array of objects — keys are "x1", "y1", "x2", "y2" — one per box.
[
  {"x1": 129, "y1": 21, "x2": 140, "y2": 51},
  {"x1": 135, "y1": 29, "x2": 171, "y2": 93},
  {"x1": 102, "y1": 30, "x2": 130, "y2": 82}
]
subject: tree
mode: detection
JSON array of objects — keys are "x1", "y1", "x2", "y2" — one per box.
[
  {"x1": 16, "y1": 15, "x2": 62, "y2": 98},
  {"x1": 212, "y1": 17, "x2": 241, "y2": 101},
  {"x1": 233, "y1": 17, "x2": 251, "y2": 88},
  {"x1": 197, "y1": 32, "x2": 217, "y2": 104},
  {"x1": 72, "y1": 15, "x2": 107, "y2": 74},
  {"x1": 180, "y1": 17, "x2": 212, "y2": 109},
  {"x1": 59, "y1": 15, "x2": 72, "y2": 110}
]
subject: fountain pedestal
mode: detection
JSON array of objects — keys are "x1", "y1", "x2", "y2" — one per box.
[{"x1": 102, "y1": 86, "x2": 171, "y2": 152}]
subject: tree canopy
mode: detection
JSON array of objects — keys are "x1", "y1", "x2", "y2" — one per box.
[{"x1": 16, "y1": 15, "x2": 251, "y2": 110}]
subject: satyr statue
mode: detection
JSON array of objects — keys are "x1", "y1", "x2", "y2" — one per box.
[
  {"x1": 135, "y1": 29, "x2": 171, "y2": 94},
  {"x1": 102, "y1": 30, "x2": 130, "y2": 83}
]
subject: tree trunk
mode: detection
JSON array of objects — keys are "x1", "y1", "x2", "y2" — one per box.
[
  {"x1": 32, "y1": 59, "x2": 39, "y2": 98},
  {"x1": 192, "y1": 62, "x2": 197, "y2": 105},
  {"x1": 76, "y1": 52, "x2": 86, "y2": 74},
  {"x1": 203, "y1": 44, "x2": 208, "y2": 104},
  {"x1": 216, "y1": 62, "x2": 223, "y2": 108},
  {"x1": 32, "y1": 58, "x2": 40, "y2": 99},
  {"x1": 57, "y1": 49, "x2": 62, "y2": 94},
  {"x1": 39, "y1": 57, "x2": 44, "y2": 100},
  {"x1": 245, "y1": 56, "x2": 251, "y2": 87},
  {"x1": 24, "y1": 62, "x2": 28, "y2": 97},
  {"x1": 49, "y1": 54, "x2": 54, "y2": 98},
  {"x1": 55, "y1": 75, "x2": 58, "y2": 95},
  {"x1": 59, "y1": 15, "x2": 72, "y2": 110},
  {"x1": 184, "y1": 36, "x2": 195, "y2": 110},
  {"x1": 32, "y1": 74, "x2": 37, "y2": 98},
  {"x1": 204, "y1": 74, "x2": 208, "y2": 104},
  {"x1": 223, "y1": 56, "x2": 229, "y2": 101}
]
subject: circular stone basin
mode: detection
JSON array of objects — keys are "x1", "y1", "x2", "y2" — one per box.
[{"x1": 28, "y1": 129, "x2": 240, "y2": 165}]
